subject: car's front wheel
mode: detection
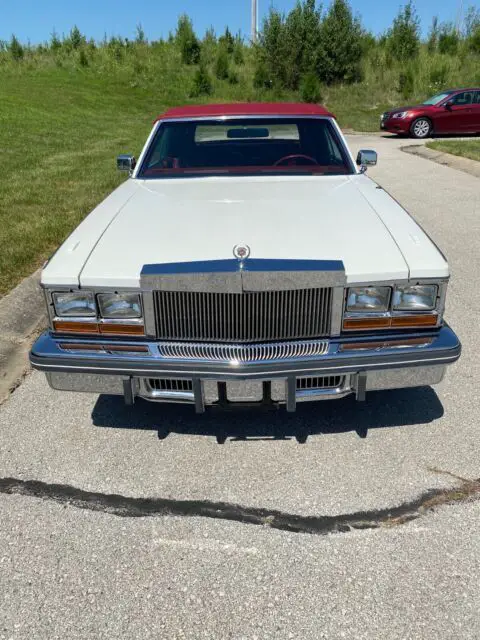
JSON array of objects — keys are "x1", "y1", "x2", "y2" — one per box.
[{"x1": 410, "y1": 117, "x2": 432, "y2": 139}]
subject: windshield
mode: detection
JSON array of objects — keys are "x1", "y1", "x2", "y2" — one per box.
[
  {"x1": 138, "y1": 118, "x2": 354, "y2": 178},
  {"x1": 422, "y1": 92, "x2": 451, "y2": 105}
]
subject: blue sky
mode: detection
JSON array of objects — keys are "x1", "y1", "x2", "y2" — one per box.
[{"x1": 0, "y1": 0, "x2": 474, "y2": 44}]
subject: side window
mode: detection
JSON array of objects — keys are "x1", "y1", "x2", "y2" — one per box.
[
  {"x1": 474, "y1": 92, "x2": 480, "y2": 105},
  {"x1": 452, "y1": 92, "x2": 474, "y2": 106}
]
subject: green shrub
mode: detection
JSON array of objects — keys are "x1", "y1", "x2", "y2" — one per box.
[
  {"x1": 427, "y1": 16, "x2": 439, "y2": 53},
  {"x1": 214, "y1": 47, "x2": 229, "y2": 79},
  {"x1": 429, "y1": 63, "x2": 448, "y2": 88},
  {"x1": 78, "y1": 49, "x2": 89, "y2": 67},
  {"x1": 300, "y1": 72, "x2": 323, "y2": 103},
  {"x1": 233, "y1": 42, "x2": 244, "y2": 65},
  {"x1": 228, "y1": 69, "x2": 239, "y2": 85},
  {"x1": 398, "y1": 68, "x2": 415, "y2": 100},
  {"x1": 191, "y1": 62, "x2": 213, "y2": 96},
  {"x1": 9, "y1": 34, "x2": 24, "y2": 61},
  {"x1": 219, "y1": 27, "x2": 235, "y2": 54},
  {"x1": 438, "y1": 25, "x2": 459, "y2": 55},
  {"x1": 253, "y1": 58, "x2": 272, "y2": 89}
]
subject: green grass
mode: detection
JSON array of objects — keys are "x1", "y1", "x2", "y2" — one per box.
[
  {"x1": 426, "y1": 140, "x2": 480, "y2": 162},
  {"x1": 0, "y1": 69, "x2": 165, "y2": 295}
]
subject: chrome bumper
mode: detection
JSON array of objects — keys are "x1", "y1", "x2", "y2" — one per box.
[{"x1": 29, "y1": 326, "x2": 461, "y2": 412}]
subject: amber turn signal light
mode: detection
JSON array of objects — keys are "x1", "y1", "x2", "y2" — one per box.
[
  {"x1": 343, "y1": 314, "x2": 438, "y2": 331},
  {"x1": 53, "y1": 321, "x2": 99, "y2": 334},
  {"x1": 390, "y1": 315, "x2": 438, "y2": 328},
  {"x1": 343, "y1": 317, "x2": 391, "y2": 331},
  {"x1": 98, "y1": 323, "x2": 145, "y2": 336}
]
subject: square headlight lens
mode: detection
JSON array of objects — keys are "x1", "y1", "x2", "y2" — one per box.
[
  {"x1": 53, "y1": 292, "x2": 96, "y2": 317},
  {"x1": 392, "y1": 285, "x2": 437, "y2": 311},
  {"x1": 346, "y1": 287, "x2": 391, "y2": 312},
  {"x1": 98, "y1": 293, "x2": 142, "y2": 319}
]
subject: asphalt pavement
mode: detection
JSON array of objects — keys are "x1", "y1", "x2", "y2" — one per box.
[{"x1": 0, "y1": 134, "x2": 479, "y2": 639}]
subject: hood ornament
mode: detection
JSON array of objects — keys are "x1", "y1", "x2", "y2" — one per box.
[{"x1": 233, "y1": 243, "x2": 250, "y2": 264}]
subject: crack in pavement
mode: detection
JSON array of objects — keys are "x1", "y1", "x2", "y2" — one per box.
[{"x1": 0, "y1": 475, "x2": 478, "y2": 536}]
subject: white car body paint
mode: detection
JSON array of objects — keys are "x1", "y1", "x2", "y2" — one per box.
[
  {"x1": 41, "y1": 180, "x2": 140, "y2": 287},
  {"x1": 41, "y1": 117, "x2": 449, "y2": 290}
]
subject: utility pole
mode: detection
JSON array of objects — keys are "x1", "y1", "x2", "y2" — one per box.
[
  {"x1": 456, "y1": 0, "x2": 464, "y2": 35},
  {"x1": 251, "y1": 0, "x2": 258, "y2": 43}
]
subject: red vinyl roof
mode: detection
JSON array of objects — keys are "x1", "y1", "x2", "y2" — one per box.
[{"x1": 155, "y1": 102, "x2": 334, "y2": 121}]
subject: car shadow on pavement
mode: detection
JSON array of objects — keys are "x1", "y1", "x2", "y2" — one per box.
[{"x1": 91, "y1": 386, "x2": 444, "y2": 443}]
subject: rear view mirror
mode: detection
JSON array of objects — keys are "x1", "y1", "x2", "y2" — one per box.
[
  {"x1": 356, "y1": 149, "x2": 377, "y2": 172},
  {"x1": 227, "y1": 128, "x2": 270, "y2": 139},
  {"x1": 117, "y1": 154, "x2": 136, "y2": 173}
]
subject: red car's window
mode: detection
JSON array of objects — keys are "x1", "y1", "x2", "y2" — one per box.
[
  {"x1": 139, "y1": 118, "x2": 354, "y2": 178},
  {"x1": 451, "y1": 92, "x2": 475, "y2": 106}
]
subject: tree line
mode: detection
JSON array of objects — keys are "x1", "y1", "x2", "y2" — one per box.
[{"x1": 1, "y1": 1, "x2": 479, "y2": 103}]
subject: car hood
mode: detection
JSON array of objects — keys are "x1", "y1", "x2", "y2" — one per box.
[
  {"x1": 386, "y1": 104, "x2": 435, "y2": 115},
  {"x1": 75, "y1": 175, "x2": 446, "y2": 290}
]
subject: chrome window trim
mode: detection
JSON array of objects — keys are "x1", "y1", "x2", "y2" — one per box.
[{"x1": 133, "y1": 115, "x2": 357, "y2": 179}]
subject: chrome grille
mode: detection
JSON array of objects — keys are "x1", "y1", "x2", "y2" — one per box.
[
  {"x1": 157, "y1": 339, "x2": 329, "y2": 363},
  {"x1": 296, "y1": 375, "x2": 344, "y2": 390},
  {"x1": 154, "y1": 289, "x2": 333, "y2": 342}
]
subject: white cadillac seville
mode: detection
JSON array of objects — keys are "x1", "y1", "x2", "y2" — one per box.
[{"x1": 30, "y1": 103, "x2": 461, "y2": 413}]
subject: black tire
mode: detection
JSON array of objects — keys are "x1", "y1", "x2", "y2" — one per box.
[{"x1": 410, "y1": 117, "x2": 432, "y2": 139}]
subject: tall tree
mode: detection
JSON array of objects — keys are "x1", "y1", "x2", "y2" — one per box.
[
  {"x1": 317, "y1": 0, "x2": 363, "y2": 84},
  {"x1": 387, "y1": 1, "x2": 420, "y2": 61},
  {"x1": 176, "y1": 15, "x2": 201, "y2": 65}
]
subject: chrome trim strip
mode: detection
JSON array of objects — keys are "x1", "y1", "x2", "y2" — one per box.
[{"x1": 157, "y1": 339, "x2": 329, "y2": 364}]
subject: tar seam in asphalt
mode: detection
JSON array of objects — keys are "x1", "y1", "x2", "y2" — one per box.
[{"x1": 0, "y1": 473, "x2": 478, "y2": 536}]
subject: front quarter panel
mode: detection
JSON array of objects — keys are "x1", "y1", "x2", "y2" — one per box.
[
  {"x1": 41, "y1": 179, "x2": 140, "y2": 288},
  {"x1": 353, "y1": 175, "x2": 449, "y2": 280}
]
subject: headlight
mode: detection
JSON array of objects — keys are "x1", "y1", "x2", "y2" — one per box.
[
  {"x1": 53, "y1": 292, "x2": 96, "y2": 317},
  {"x1": 346, "y1": 287, "x2": 391, "y2": 312},
  {"x1": 392, "y1": 111, "x2": 410, "y2": 119},
  {"x1": 98, "y1": 293, "x2": 142, "y2": 318},
  {"x1": 392, "y1": 285, "x2": 437, "y2": 311}
]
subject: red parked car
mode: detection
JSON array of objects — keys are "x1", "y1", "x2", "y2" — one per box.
[{"x1": 380, "y1": 88, "x2": 480, "y2": 138}]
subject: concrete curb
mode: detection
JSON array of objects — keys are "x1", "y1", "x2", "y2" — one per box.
[
  {"x1": 401, "y1": 144, "x2": 480, "y2": 179},
  {"x1": 0, "y1": 270, "x2": 47, "y2": 404}
]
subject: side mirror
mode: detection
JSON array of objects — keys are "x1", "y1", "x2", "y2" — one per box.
[
  {"x1": 117, "y1": 154, "x2": 136, "y2": 173},
  {"x1": 445, "y1": 99, "x2": 454, "y2": 110},
  {"x1": 356, "y1": 149, "x2": 377, "y2": 172}
]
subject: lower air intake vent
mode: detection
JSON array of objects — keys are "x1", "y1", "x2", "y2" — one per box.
[
  {"x1": 148, "y1": 378, "x2": 193, "y2": 392},
  {"x1": 296, "y1": 376, "x2": 344, "y2": 390}
]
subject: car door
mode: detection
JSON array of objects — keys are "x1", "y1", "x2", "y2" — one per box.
[
  {"x1": 435, "y1": 91, "x2": 475, "y2": 133},
  {"x1": 470, "y1": 91, "x2": 480, "y2": 133}
]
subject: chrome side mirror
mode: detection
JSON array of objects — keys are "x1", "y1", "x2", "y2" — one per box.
[
  {"x1": 356, "y1": 149, "x2": 377, "y2": 173},
  {"x1": 117, "y1": 154, "x2": 136, "y2": 173}
]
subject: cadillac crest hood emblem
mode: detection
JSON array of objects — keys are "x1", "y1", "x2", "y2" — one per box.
[{"x1": 233, "y1": 243, "x2": 250, "y2": 261}]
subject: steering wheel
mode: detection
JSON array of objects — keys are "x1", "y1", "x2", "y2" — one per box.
[{"x1": 273, "y1": 154, "x2": 318, "y2": 166}]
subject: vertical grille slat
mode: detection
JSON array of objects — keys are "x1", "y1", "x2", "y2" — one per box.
[{"x1": 154, "y1": 288, "x2": 333, "y2": 342}]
